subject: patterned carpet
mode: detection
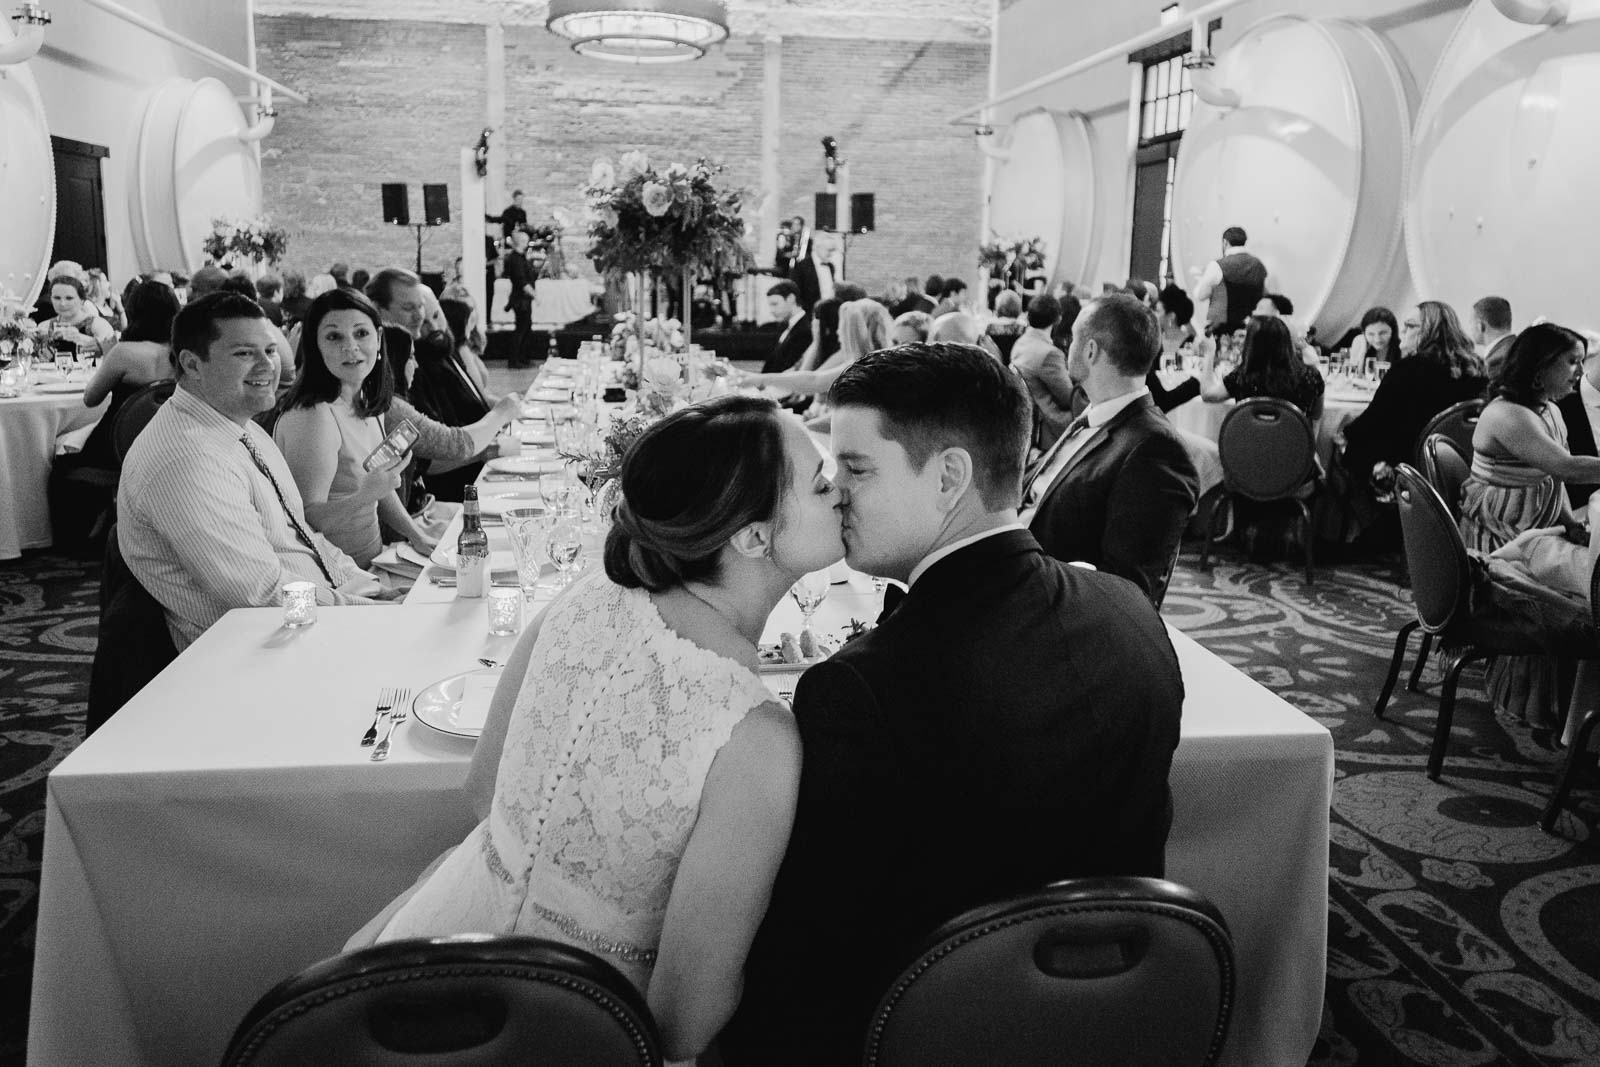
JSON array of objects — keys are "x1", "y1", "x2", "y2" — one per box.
[{"x1": 2, "y1": 545, "x2": 1599, "y2": 1064}]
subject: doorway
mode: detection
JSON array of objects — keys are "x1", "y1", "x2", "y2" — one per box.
[{"x1": 51, "y1": 136, "x2": 110, "y2": 272}]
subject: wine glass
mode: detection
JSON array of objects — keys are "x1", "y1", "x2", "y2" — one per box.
[
  {"x1": 789, "y1": 570, "x2": 829, "y2": 643},
  {"x1": 545, "y1": 515, "x2": 584, "y2": 589},
  {"x1": 539, "y1": 471, "x2": 576, "y2": 513}
]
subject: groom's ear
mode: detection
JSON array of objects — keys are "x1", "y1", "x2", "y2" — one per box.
[
  {"x1": 728, "y1": 522, "x2": 773, "y2": 560},
  {"x1": 935, "y1": 447, "x2": 975, "y2": 510}
]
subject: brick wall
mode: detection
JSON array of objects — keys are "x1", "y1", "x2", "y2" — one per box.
[{"x1": 257, "y1": 15, "x2": 988, "y2": 296}]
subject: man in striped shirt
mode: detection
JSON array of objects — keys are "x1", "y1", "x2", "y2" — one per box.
[{"x1": 117, "y1": 292, "x2": 380, "y2": 651}]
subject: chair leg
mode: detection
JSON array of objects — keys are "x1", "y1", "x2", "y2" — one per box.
[
  {"x1": 1541, "y1": 707, "x2": 1600, "y2": 833},
  {"x1": 1407, "y1": 632, "x2": 1434, "y2": 692},
  {"x1": 1298, "y1": 500, "x2": 1314, "y2": 584},
  {"x1": 1199, "y1": 493, "x2": 1228, "y2": 572},
  {"x1": 1428, "y1": 648, "x2": 1481, "y2": 780},
  {"x1": 1374, "y1": 620, "x2": 1419, "y2": 720}
]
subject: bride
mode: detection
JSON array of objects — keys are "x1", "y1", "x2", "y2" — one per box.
[{"x1": 352, "y1": 395, "x2": 844, "y2": 1061}]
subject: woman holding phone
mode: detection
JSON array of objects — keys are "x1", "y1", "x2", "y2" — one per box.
[{"x1": 275, "y1": 288, "x2": 438, "y2": 567}]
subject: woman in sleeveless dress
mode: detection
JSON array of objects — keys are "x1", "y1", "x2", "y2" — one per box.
[
  {"x1": 1460, "y1": 323, "x2": 1600, "y2": 726},
  {"x1": 355, "y1": 395, "x2": 843, "y2": 1061},
  {"x1": 274, "y1": 288, "x2": 437, "y2": 567}
]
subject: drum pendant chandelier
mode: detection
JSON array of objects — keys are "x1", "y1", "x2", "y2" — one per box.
[{"x1": 545, "y1": 0, "x2": 730, "y2": 64}]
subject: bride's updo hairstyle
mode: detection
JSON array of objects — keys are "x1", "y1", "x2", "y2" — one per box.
[{"x1": 605, "y1": 395, "x2": 792, "y2": 592}]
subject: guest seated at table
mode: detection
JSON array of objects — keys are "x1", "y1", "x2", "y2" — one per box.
[
  {"x1": 890, "y1": 310, "x2": 931, "y2": 345},
  {"x1": 1337, "y1": 301, "x2": 1486, "y2": 539},
  {"x1": 983, "y1": 289, "x2": 1026, "y2": 364},
  {"x1": 1555, "y1": 332, "x2": 1600, "y2": 509},
  {"x1": 1200, "y1": 315, "x2": 1325, "y2": 417},
  {"x1": 117, "y1": 293, "x2": 381, "y2": 651},
  {"x1": 723, "y1": 344, "x2": 1184, "y2": 1065},
  {"x1": 1022, "y1": 294, "x2": 1198, "y2": 606},
  {"x1": 274, "y1": 289, "x2": 438, "y2": 568},
  {"x1": 1148, "y1": 285, "x2": 1200, "y2": 414},
  {"x1": 78, "y1": 280, "x2": 181, "y2": 465},
  {"x1": 736, "y1": 298, "x2": 889, "y2": 406},
  {"x1": 1345, "y1": 306, "x2": 1401, "y2": 368},
  {"x1": 36, "y1": 275, "x2": 116, "y2": 360},
  {"x1": 440, "y1": 296, "x2": 496, "y2": 402},
  {"x1": 354, "y1": 396, "x2": 836, "y2": 1062},
  {"x1": 1011, "y1": 293, "x2": 1075, "y2": 450},
  {"x1": 1461, "y1": 322, "x2": 1599, "y2": 727}
]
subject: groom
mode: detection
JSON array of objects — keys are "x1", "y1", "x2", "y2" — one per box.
[{"x1": 720, "y1": 344, "x2": 1186, "y2": 1064}]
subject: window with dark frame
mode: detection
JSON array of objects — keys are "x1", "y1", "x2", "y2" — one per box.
[{"x1": 1128, "y1": 22, "x2": 1216, "y2": 286}]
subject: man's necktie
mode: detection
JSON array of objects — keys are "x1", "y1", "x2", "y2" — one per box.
[
  {"x1": 1022, "y1": 412, "x2": 1092, "y2": 503},
  {"x1": 239, "y1": 433, "x2": 337, "y2": 586}
]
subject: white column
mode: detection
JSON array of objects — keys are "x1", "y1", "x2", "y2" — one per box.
[
  {"x1": 759, "y1": 34, "x2": 782, "y2": 265},
  {"x1": 461, "y1": 148, "x2": 488, "y2": 317},
  {"x1": 485, "y1": 21, "x2": 507, "y2": 216}
]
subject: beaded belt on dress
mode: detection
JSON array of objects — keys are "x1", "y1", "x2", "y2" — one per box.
[{"x1": 481, "y1": 830, "x2": 658, "y2": 965}]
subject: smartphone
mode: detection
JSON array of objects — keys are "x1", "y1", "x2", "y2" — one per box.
[{"x1": 363, "y1": 419, "x2": 420, "y2": 472}]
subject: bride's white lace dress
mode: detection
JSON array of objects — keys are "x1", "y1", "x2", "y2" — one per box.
[{"x1": 376, "y1": 571, "x2": 774, "y2": 991}]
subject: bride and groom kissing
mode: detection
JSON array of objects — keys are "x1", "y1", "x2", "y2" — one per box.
[{"x1": 354, "y1": 343, "x2": 1185, "y2": 1064}]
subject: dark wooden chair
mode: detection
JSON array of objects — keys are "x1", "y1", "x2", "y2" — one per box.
[
  {"x1": 864, "y1": 876, "x2": 1234, "y2": 1067},
  {"x1": 221, "y1": 935, "x2": 662, "y2": 1066},
  {"x1": 86, "y1": 524, "x2": 179, "y2": 736},
  {"x1": 1200, "y1": 397, "x2": 1321, "y2": 584}
]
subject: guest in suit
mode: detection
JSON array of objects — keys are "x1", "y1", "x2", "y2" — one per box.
[
  {"x1": 1022, "y1": 293, "x2": 1199, "y2": 606},
  {"x1": 499, "y1": 189, "x2": 528, "y2": 239},
  {"x1": 791, "y1": 231, "x2": 837, "y2": 312},
  {"x1": 1474, "y1": 295, "x2": 1516, "y2": 388},
  {"x1": 1010, "y1": 292, "x2": 1075, "y2": 449},
  {"x1": 761, "y1": 281, "x2": 812, "y2": 374},
  {"x1": 721, "y1": 343, "x2": 1185, "y2": 1066},
  {"x1": 1149, "y1": 284, "x2": 1200, "y2": 413},
  {"x1": 502, "y1": 230, "x2": 538, "y2": 368}
]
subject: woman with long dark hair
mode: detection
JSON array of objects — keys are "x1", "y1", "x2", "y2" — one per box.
[
  {"x1": 1200, "y1": 314, "x2": 1324, "y2": 416},
  {"x1": 77, "y1": 281, "x2": 182, "y2": 467},
  {"x1": 274, "y1": 288, "x2": 437, "y2": 566}
]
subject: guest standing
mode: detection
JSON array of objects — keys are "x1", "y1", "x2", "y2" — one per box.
[
  {"x1": 500, "y1": 189, "x2": 528, "y2": 239},
  {"x1": 1192, "y1": 225, "x2": 1270, "y2": 338},
  {"x1": 274, "y1": 289, "x2": 438, "y2": 567},
  {"x1": 502, "y1": 229, "x2": 537, "y2": 368}
]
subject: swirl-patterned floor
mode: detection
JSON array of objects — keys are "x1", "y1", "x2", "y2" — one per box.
[{"x1": 2, "y1": 548, "x2": 1598, "y2": 1063}]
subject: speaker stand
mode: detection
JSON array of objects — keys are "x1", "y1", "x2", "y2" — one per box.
[{"x1": 409, "y1": 223, "x2": 440, "y2": 274}]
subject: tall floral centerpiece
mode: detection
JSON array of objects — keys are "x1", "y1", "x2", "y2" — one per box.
[
  {"x1": 583, "y1": 152, "x2": 752, "y2": 375},
  {"x1": 203, "y1": 215, "x2": 290, "y2": 278},
  {"x1": 979, "y1": 234, "x2": 1048, "y2": 295}
]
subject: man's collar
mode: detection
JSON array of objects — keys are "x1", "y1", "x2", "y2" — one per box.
[
  {"x1": 172, "y1": 382, "x2": 253, "y2": 429},
  {"x1": 1083, "y1": 384, "x2": 1150, "y2": 425},
  {"x1": 1223, "y1": 245, "x2": 1249, "y2": 256},
  {"x1": 908, "y1": 522, "x2": 1027, "y2": 588}
]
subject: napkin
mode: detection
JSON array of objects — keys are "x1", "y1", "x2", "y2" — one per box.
[
  {"x1": 55, "y1": 423, "x2": 96, "y2": 455},
  {"x1": 456, "y1": 671, "x2": 501, "y2": 732},
  {"x1": 1490, "y1": 526, "x2": 1592, "y2": 598},
  {"x1": 369, "y1": 544, "x2": 425, "y2": 579}
]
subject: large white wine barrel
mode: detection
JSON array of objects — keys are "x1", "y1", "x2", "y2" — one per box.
[
  {"x1": 0, "y1": 19, "x2": 54, "y2": 311},
  {"x1": 131, "y1": 77, "x2": 262, "y2": 274},
  {"x1": 987, "y1": 108, "x2": 1099, "y2": 290},
  {"x1": 1408, "y1": 0, "x2": 1600, "y2": 330},
  {"x1": 1172, "y1": 15, "x2": 1409, "y2": 339}
]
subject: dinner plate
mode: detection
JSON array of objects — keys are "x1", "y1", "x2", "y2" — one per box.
[
  {"x1": 478, "y1": 486, "x2": 545, "y2": 518},
  {"x1": 412, "y1": 668, "x2": 501, "y2": 739},
  {"x1": 486, "y1": 455, "x2": 565, "y2": 476},
  {"x1": 32, "y1": 381, "x2": 84, "y2": 395},
  {"x1": 521, "y1": 429, "x2": 556, "y2": 446},
  {"x1": 530, "y1": 388, "x2": 571, "y2": 402}
]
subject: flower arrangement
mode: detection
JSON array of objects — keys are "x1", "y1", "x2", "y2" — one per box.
[
  {"x1": 610, "y1": 310, "x2": 685, "y2": 365},
  {"x1": 584, "y1": 154, "x2": 754, "y2": 279},
  {"x1": 978, "y1": 235, "x2": 1047, "y2": 278},
  {"x1": 0, "y1": 317, "x2": 37, "y2": 347},
  {"x1": 203, "y1": 215, "x2": 290, "y2": 267}
]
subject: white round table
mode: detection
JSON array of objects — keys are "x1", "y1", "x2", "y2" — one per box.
[{"x1": 0, "y1": 387, "x2": 107, "y2": 559}]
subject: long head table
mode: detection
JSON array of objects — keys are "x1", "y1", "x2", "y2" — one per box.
[{"x1": 31, "y1": 587, "x2": 1331, "y2": 1066}]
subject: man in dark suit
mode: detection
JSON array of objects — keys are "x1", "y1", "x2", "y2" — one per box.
[
  {"x1": 791, "y1": 230, "x2": 837, "y2": 312},
  {"x1": 1473, "y1": 295, "x2": 1515, "y2": 385},
  {"x1": 1023, "y1": 293, "x2": 1198, "y2": 607},
  {"x1": 1558, "y1": 339, "x2": 1600, "y2": 508},
  {"x1": 761, "y1": 280, "x2": 811, "y2": 373},
  {"x1": 502, "y1": 229, "x2": 537, "y2": 368},
  {"x1": 499, "y1": 189, "x2": 528, "y2": 239},
  {"x1": 721, "y1": 343, "x2": 1185, "y2": 1066}
]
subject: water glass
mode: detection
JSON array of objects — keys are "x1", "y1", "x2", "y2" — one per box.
[
  {"x1": 281, "y1": 581, "x2": 317, "y2": 628},
  {"x1": 502, "y1": 507, "x2": 548, "y2": 597},
  {"x1": 487, "y1": 587, "x2": 522, "y2": 635},
  {"x1": 545, "y1": 515, "x2": 584, "y2": 589}
]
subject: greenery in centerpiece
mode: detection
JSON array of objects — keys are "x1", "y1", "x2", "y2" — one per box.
[
  {"x1": 203, "y1": 215, "x2": 290, "y2": 268},
  {"x1": 583, "y1": 153, "x2": 754, "y2": 279},
  {"x1": 978, "y1": 234, "x2": 1047, "y2": 287}
]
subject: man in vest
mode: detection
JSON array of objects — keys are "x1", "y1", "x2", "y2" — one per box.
[{"x1": 1192, "y1": 225, "x2": 1270, "y2": 338}]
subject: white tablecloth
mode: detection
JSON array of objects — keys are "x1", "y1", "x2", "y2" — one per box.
[
  {"x1": 31, "y1": 583, "x2": 1331, "y2": 1066},
  {"x1": 488, "y1": 277, "x2": 596, "y2": 327},
  {"x1": 0, "y1": 389, "x2": 106, "y2": 560}
]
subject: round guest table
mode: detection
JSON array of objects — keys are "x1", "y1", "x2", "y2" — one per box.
[{"x1": 0, "y1": 387, "x2": 106, "y2": 560}]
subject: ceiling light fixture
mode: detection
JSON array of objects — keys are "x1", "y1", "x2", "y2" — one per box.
[{"x1": 545, "y1": 0, "x2": 730, "y2": 64}]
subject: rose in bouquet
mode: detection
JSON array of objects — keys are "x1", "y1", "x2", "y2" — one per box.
[
  {"x1": 203, "y1": 215, "x2": 290, "y2": 267},
  {"x1": 584, "y1": 155, "x2": 754, "y2": 279}
]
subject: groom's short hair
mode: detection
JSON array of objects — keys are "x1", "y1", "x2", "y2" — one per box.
[{"x1": 828, "y1": 343, "x2": 1030, "y2": 510}]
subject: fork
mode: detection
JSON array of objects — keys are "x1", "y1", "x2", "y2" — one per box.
[
  {"x1": 371, "y1": 689, "x2": 412, "y2": 762},
  {"x1": 360, "y1": 687, "x2": 400, "y2": 747}
]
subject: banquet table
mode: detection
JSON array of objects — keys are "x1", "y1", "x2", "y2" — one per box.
[
  {"x1": 488, "y1": 277, "x2": 596, "y2": 327},
  {"x1": 0, "y1": 385, "x2": 105, "y2": 560},
  {"x1": 31, "y1": 574, "x2": 1332, "y2": 1067}
]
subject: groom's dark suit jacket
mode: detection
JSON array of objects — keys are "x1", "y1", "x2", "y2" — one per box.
[
  {"x1": 1028, "y1": 394, "x2": 1198, "y2": 607},
  {"x1": 720, "y1": 530, "x2": 1184, "y2": 1065}
]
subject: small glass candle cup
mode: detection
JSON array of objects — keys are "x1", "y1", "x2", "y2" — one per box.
[
  {"x1": 487, "y1": 586, "x2": 522, "y2": 635},
  {"x1": 281, "y1": 581, "x2": 317, "y2": 628}
]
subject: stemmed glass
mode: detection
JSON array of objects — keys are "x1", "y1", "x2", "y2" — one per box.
[
  {"x1": 545, "y1": 512, "x2": 584, "y2": 589},
  {"x1": 789, "y1": 569, "x2": 830, "y2": 646},
  {"x1": 502, "y1": 508, "x2": 548, "y2": 603}
]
